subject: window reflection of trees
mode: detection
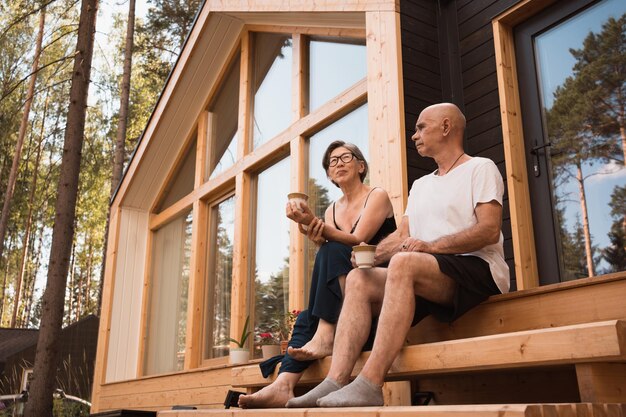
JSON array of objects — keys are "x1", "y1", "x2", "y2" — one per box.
[
  {"x1": 544, "y1": 12, "x2": 626, "y2": 278},
  {"x1": 209, "y1": 197, "x2": 234, "y2": 358}
]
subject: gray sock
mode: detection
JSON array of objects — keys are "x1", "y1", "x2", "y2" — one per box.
[
  {"x1": 285, "y1": 377, "x2": 343, "y2": 408},
  {"x1": 317, "y1": 374, "x2": 384, "y2": 407}
]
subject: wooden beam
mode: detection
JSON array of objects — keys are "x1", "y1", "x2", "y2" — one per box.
[
  {"x1": 575, "y1": 363, "x2": 626, "y2": 403},
  {"x1": 184, "y1": 199, "x2": 209, "y2": 369},
  {"x1": 149, "y1": 189, "x2": 196, "y2": 230},
  {"x1": 204, "y1": 0, "x2": 399, "y2": 13},
  {"x1": 292, "y1": 33, "x2": 309, "y2": 120},
  {"x1": 196, "y1": 111, "x2": 209, "y2": 186},
  {"x1": 245, "y1": 24, "x2": 365, "y2": 38},
  {"x1": 230, "y1": 172, "x2": 252, "y2": 348},
  {"x1": 90, "y1": 205, "x2": 121, "y2": 412},
  {"x1": 365, "y1": 10, "x2": 407, "y2": 217},
  {"x1": 289, "y1": 136, "x2": 307, "y2": 311},
  {"x1": 492, "y1": 17, "x2": 538, "y2": 289},
  {"x1": 408, "y1": 272, "x2": 626, "y2": 345},
  {"x1": 238, "y1": 30, "x2": 252, "y2": 159},
  {"x1": 493, "y1": 0, "x2": 560, "y2": 26},
  {"x1": 135, "y1": 227, "x2": 154, "y2": 377},
  {"x1": 232, "y1": 320, "x2": 626, "y2": 387}
]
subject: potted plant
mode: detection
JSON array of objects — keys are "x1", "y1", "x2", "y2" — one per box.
[
  {"x1": 228, "y1": 315, "x2": 251, "y2": 364},
  {"x1": 279, "y1": 310, "x2": 301, "y2": 353},
  {"x1": 258, "y1": 332, "x2": 281, "y2": 358}
]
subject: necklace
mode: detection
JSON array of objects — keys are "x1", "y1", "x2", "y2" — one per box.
[{"x1": 439, "y1": 152, "x2": 465, "y2": 176}]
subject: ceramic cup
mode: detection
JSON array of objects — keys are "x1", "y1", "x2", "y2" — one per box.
[
  {"x1": 353, "y1": 244, "x2": 376, "y2": 268},
  {"x1": 288, "y1": 192, "x2": 310, "y2": 230},
  {"x1": 288, "y1": 192, "x2": 309, "y2": 211}
]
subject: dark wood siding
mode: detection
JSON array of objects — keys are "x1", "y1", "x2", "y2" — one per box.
[
  {"x1": 400, "y1": 0, "x2": 523, "y2": 289},
  {"x1": 400, "y1": 0, "x2": 442, "y2": 182}
]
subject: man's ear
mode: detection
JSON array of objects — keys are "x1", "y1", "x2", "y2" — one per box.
[{"x1": 441, "y1": 118, "x2": 451, "y2": 136}]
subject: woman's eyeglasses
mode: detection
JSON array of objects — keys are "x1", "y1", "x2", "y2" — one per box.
[{"x1": 329, "y1": 152, "x2": 356, "y2": 167}]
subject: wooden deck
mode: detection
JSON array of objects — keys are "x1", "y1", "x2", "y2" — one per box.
[{"x1": 157, "y1": 403, "x2": 626, "y2": 417}]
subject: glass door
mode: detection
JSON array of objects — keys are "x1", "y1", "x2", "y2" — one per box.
[{"x1": 516, "y1": 0, "x2": 625, "y2": 283}]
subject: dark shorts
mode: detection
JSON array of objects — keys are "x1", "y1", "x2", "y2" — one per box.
[{"x1": 411, "y1": 254, "x2": 501, "y2": 325}]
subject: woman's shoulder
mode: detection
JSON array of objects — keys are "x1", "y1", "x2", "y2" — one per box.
[{"x1": 368, "y1": 186, "x2": 392, "y2": 202}]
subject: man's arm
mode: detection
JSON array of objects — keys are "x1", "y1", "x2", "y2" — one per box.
[
  {"x1": 373, "y1": 216, "x2": 409, "y2": 265},
  {"x1": 402, "y1": 200, "x2": 502, "y2": 254}
]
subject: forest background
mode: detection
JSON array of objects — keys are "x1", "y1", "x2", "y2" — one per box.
[{"x1": 0, "y1": 0, "x2": 202, "y2": 330}]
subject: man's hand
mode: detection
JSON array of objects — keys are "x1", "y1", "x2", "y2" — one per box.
[{"x1": 400, "y1": 237, "x2": 431, "y2": 253}]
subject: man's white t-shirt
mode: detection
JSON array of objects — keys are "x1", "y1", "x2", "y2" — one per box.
[{"x1": 404, "y1": 157, "x2": 510, "y2": 294}]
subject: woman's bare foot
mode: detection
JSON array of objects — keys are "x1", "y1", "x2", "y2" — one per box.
[
  {"x1": 288, "y1": 319, "x2": 335, "y2": 361},
  {"x1": 238, "y1": 373, "x2": 298, "y2": 408}
]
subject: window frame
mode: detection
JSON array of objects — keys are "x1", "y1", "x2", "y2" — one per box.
[{"x1": 140, "y1": 26, "x2": 384, "y2": 375}]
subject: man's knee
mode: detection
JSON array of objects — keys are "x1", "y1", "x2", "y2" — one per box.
[
  {"x1": 387, "y1": 252, "x2": 431, "y2": 286},
  {"x1": 345, "y1": 268, "x2": 378, "y2": 299}
]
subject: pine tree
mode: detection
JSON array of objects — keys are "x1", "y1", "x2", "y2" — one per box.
[{"x1": 24, "y1": 0, "x2": 98, "y2": 414}]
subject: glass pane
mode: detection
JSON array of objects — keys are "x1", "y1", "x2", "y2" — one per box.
[
  {"x1": 204, "y1": 196, "x2": 235, "y2": 359},
  {"x1": 252, "y1": 33, "x2": 293, "y2": 149},
  {"x1": 304, "y1": 104, "x2": 369, "y2": 299},
  {"x1": 535, "y1": 0, "x2": 625, "y2": 279},
  {"x1": 156, "y1": 140, "x2": 196, "y2": 213},
  {"x1": 144, "y1": 210, "x2": 193, "y2": 375},
  {"x1": 208, "y1": 57, "x2": 240, "y2": 180},
  {"x1": 309, "y1": 38, "x2": 366, "y2": 111},
  {"x1": 254, "y1": 157, "x2": 290, "y2": 357}
]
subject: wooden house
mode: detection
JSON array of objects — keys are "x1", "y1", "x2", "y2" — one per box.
[{"x1": 90, "y1": 0, "x2": 626, "y2": 415}]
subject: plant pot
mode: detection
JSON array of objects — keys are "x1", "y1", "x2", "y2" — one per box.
[
  {"x1": 261, "y1": 344, "x2": 281, "y2": 359},
  {"x1": 280, "y1": 340, "x2": 289, "y2": 354},
  {"x1": 229, "y1": 348, "x2": 250, "y2": 364}
]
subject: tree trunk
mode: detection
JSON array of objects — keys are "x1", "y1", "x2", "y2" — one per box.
[
  {"x1": 576, "y1": 161, "x2": 595, "y2": 277},
  {"x1": 24, "y1": 0, "x2": 98, "y2": 414},
  {"x1": 619, "y1": 126, "x2": 626, "y2": 165},
  {"x1": 0, "y1": 8, "x2": 46, "y2": 277},
  {"x1": 25, "y1": 223, "x2": 45, "y2": 327},
  {"x1": 68, "y1": 241, "x2": 76, "y2": 325},
  {"x1": 11, "y1": 92, "x2": 48, "y2": 328},
  {"x1": 99, "y1": 0, "x2": 135, "y2": 315},
  {"x1": 84, "y1": 240, "x2": 92, "y2": 313},
  {"x1": 0, "y1": 236, "x2": 14, "y2": 323}
]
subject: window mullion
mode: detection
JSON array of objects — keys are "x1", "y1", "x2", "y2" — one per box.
[{"x1": 184, "y1": 199, "x2": 208, "y2": 369}]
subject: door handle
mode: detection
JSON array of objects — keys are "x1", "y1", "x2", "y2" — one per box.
[{"x1": 530, "y1": 140, "x2": 552, "y2": 177}]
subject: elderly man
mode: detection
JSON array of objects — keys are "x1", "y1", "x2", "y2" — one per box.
[{"x1": 286, "y1": 102, "x2": 510, "y2": 408}]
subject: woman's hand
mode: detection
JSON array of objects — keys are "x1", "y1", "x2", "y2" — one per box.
[
  {"x1": 302, "y1": 217, "x2": 326, "y2": 246},
  {"x1": 286, "y1": 200, "x2": 314, "y2": 225}
]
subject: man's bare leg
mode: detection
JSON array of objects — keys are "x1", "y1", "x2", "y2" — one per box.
[
  {"x1": 238, "y1": 371, "x2": 301, "y2": 408},
  {"x1": 288, "y1": 275, "x2": 346, "y2": 361},
  {"x1": 318, "y1": 253, "x2": 455, "y2": 407},
  {"x1": 287, "y1": 268, "x2": 386, "y2": 408}
]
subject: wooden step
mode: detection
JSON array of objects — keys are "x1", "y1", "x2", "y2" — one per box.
[
  {"x1": 232, "y1": 320, "x2": 626, "y2": 388},
  {"x1": 156, "y1": 403, "x2": 626, "y2": 417}
]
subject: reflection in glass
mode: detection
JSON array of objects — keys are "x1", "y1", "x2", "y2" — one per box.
[
  {"x1": 156, "y1": 140, "x2": 196, "y2": 213},
  {"x1": 535, "y1": 0, "x2": 625, "y2": 279},
  {"x1": 205, "y1": 196, "x2": 235, "y2": 359},
  {"x1": 309, "y1": 38, "x2": 366, "y2": 111},
  {"x1": 208, "y1": 57, "x2": 240, "y2": 180},
  {"x1": 304, "y1": 104, "x2": 369, "y2": 299},
  {"x1": 252, "y1": 33, "x2": 293, "y2": 149},
  {"x1": 254, "y1": 157, "x2": 290, "y2": 357},
  {"x1": 144, "y1": 210, "x2": 193, "y2": 375}
]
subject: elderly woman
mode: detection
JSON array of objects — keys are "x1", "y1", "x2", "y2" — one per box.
[{"x1": 239, "y1": 140, "x2": 396, "y2": 408}]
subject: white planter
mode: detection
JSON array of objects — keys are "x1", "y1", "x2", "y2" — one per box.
[
  {"x1": 261, "y1": 344, "x2": 281, "y2": 359},
  {"x1": 229, "y1": 348, "x2": 250, "y2": 364}
]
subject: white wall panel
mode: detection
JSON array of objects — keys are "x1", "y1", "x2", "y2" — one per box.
[{"x1": 105, "y1": 208, "x2": 149, "y2": 382}]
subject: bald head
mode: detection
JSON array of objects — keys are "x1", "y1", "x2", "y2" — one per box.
[{"x1": 421, "y1": 103, "x2": 466, "y2": 137}]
